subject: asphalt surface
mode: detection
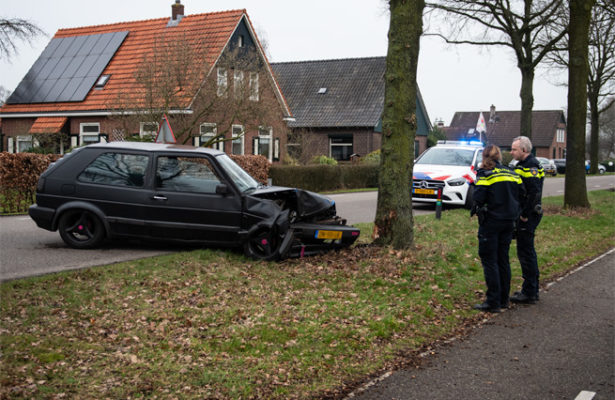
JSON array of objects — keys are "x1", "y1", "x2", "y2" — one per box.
[{"x1": 349, "y1": 249, "x2": 615, "y2": 400}]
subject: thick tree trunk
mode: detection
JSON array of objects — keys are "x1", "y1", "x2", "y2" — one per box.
[
  {"x1": 519, "y1": 66, "x2": 535, "y2": 140},
  {"x1": 374, "y1": 0, "x2": 424, "y2": 249},
  {"x1": 564, "y1": 0, "x2": 594, "y2": 209}
]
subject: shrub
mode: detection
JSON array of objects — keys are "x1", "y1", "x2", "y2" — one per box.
[
  {"x1": 0, "y1": 152, "x2": 61, "y2": 213},
  {"x1": 270, "y1": 164, "x2": 379, "y2": 191},
  {"x1": 310, "y1": 155, "x2": 338, "y2": 165},
  {"x1": 362, "y1": 149, "x2": 381, "y2": 165},
  {"x1": 229, "y1": 154, "x2": 270, "y2": 184}
]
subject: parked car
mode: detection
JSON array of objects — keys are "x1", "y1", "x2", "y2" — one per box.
[
  {"x1": 29, "y1": 142, "x2": 360, "y2": 260},
  {"x1": 553, "y1": 159, "x2": 566, "y2": 174},
  {"x1": 412, "y1": 140, "x2": 483, "y2": 209},
  {"x1": 537, "y1": 157, "x2": 557, "y2": 176},
  {"x1": 585, "y1": 160, "x2": 606, "y2": 174}
]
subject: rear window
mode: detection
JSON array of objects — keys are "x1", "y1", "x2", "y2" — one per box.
[
  {"x1": 416, "y1": 147, "x2": 478, "y2": 166},
  {"x1": 78, "y1": 152, "x2": 149, "y2": 187}
]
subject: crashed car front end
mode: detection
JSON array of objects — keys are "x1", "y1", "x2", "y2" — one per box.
[{"x1": 242, "y1": 187, "x2": 360, "y2": 260}]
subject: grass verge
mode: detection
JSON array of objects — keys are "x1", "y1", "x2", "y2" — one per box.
[{"x1": 1, "y1": 191, "x2": 613, "y2": 399}]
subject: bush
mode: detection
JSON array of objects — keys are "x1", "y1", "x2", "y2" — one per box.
[
  {"x1": 270, "y1": 164, "x2": 379, "y2": 191},
  {"x1": 0, "y1": 152, "x2": 61, "y2": 213},
  {"x1": 310, "y1": 155, "x2": 338, "y2": 165},
  {"x1": 362, "y1": 149, "x2": 381, "y2": 165},
  {"x1": 229, "y1": 154, "x2": 270, "y2": 184}
]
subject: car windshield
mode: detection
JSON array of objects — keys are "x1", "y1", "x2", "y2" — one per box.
[
  {"x1": 216, "y1": 154, "x2": 259, "y2": 193},
  {"x1": 416, "y1": 147, "x2": 477, "y2": 166}
]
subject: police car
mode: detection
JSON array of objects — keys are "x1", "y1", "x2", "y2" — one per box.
[{"x1": 412, "y1": 140, "x2": 483, "y2": 208}]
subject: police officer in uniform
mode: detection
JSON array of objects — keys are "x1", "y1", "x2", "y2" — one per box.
[
  {"x1": 510, "y1": 136, "x2": 544, "y2": 304},
  {"x1": 471, "y1": 145, "x2": 523, "y2": 313}
]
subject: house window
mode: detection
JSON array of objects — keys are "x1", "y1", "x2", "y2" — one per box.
[
  {"x1": 232, "y1": 125, "x2": 244, "y2": 155},
  {"x1": 234, "y1": 70, "x2": 244, "y2": 98},
  {"x1": 140, "y1": 122, "x2": 159, "y2": 138},
  {"x1": 254, "y1": 126, "x2": 272, "y2": 161},
  {"x1": 238, "y1": 35, "x2": 244, "y2": 48},
  {"x1": 217, "y1": 68, "x2": 228, "y2": 97},
  {"x1": 556, "y1": 128, "x2": 565, "y2": 143},
  {"x1": 16, "y1": 135, "x2": 34, "y2": 152},
  {"x1": 199, "y1": 123, "x2": 223, "y2": 151},
  {"x1": 329, "y1": 135, "x2": 353, "y2": 161},
  {"x1": 95, "y1": 74, "x2": 110, "y2": 89},
  {"x1": 80, "y1": 123, "x2": 101, "y2": 145},
  {"x1": 249, "y1": 72, "x2": 259, "y2": 101}
]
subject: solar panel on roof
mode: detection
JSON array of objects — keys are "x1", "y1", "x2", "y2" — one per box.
[{"x1": 6, "y1": 31, "x2": 128, "y2": 104}]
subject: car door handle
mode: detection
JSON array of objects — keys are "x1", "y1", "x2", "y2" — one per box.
[{"x1": 152, "y1": 195, "x2": 168, "y2": 201}]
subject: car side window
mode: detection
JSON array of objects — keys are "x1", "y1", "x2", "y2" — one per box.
[
  {"x1": 78, "y1": 152, "x2": 149, "y2": 187},
  {"x1": 156, "y1": 156, "x2": 222, "y2": 194}
]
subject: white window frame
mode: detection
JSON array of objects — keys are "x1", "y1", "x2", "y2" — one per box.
[
  {"x1": 249, "y1": 72, "x2": 259, "y2": 101},
  {"x1": 329, "y1": 136, "x2": 353, "y2": 160},
  {"x1": 234, "y1": 70, "x2": 244, "y2": 99},
  {"x1": 231, "y1": 124, "x2": 245, "y2": 155},
  {"x1": 198, "y1": 123, "x2": 224, "y2": 151},
  {"x1": 255, "y1": 126, "x2": 273, "y2": 161},
  {"x1": 238, "y1": 35, "x2": 244, "y2": 48},
  {"x1": 556, "y1": 128, "x2": 565, "y2": 143},
  {"x1": 16, "y1": 135, "x2": 35, "y2": 153},
  {"x1": 140, "y1": 122, "x2": 159, "y2": 138},
  {"x1": 217, "y1": 67, "x2": 228, "y2": 97},
  {"x1": 80, "y1": 123, "x2": 101, "y2": 145}
]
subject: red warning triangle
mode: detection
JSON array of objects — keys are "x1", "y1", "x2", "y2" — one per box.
[{"x1": 155, "y1": 114, "x2": 176, "y2": 143}]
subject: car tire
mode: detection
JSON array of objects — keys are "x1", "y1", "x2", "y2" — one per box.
[
  {"x1": 58, "y1": 209, "x2": 105, "y2": 249},
  {"x1": 243, "y1": 226, "x2": 284, "y2": 261}
]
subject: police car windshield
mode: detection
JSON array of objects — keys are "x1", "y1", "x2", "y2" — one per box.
[{"x1": 416, "y1": 148, "x2": 476, "y2": 166}]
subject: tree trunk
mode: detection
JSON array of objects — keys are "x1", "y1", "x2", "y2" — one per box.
[
  {"x1": 588, "y1": 91, "x2": 600, "y2": 174},
  {"x1": 374, "y1": 0, "x2": 424, "y2": 249},
  {"x1": 519, "y1": 66, "x2": 535, "y2": 140},
  {"x1": 564, "y1": 0, "x2": 595, "y2": 209}
]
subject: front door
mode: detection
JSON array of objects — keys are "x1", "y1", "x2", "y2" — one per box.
[{"x1": 145, "y1": 153, "x2": 242, "y2": 243}]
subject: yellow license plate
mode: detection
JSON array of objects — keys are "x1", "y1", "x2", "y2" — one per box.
[
  {"x1": 316, "y1": 230, "x2": 343, "y2": 240},
  {"x1": 413, "y1": 188, "x2": 436, "y2": 195}
]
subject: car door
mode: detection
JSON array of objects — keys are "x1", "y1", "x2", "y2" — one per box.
[{"x1": 144, "y1": 153, "x2": 242, "y2": 243}]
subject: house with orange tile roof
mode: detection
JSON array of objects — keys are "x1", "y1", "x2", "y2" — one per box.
[{"x1": 0, "y1": 1, "x2": 292, "y2": 162}]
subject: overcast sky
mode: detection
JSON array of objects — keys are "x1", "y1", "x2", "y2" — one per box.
[{"x1": 0, "y1": 0, "x2": 569, "y2": 125}]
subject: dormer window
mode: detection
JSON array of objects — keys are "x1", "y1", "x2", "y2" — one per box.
[
  {"x1": 95, "y1": 74, "x2": 110, "y2": 89},
  {"x1": 318, "y1": 87, "x2": 327, "y2": 94}
]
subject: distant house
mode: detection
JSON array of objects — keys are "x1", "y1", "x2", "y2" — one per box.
[
  {"x1": 0, "y1": 2, "x2": 292, "y2": 162},
  {"x1": 445, "y1": 106, "x2": 567, "y2": 159},
  {"x1": 271, "y1": 57, "x2": 432, "y2": 162}
]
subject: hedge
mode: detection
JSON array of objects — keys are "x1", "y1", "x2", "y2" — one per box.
[
  {"x1": 0, "y1": 152, "x2": 61, "y2": 213},
  {"x1": 270, "y1": 164, "x2": 379, "y2": 191}
]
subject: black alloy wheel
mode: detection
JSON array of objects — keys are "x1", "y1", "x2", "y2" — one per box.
[{"x1": 58, "y1": 210, "x2": 105, "y2": 249}]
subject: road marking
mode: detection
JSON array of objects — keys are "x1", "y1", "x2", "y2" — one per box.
[{"x1": 574, "y1": 391, "x2": 596, "y2": 400}]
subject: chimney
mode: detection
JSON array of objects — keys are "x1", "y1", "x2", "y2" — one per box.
[
  {"x1": 172, "y1": 0, "x2": 184, "y2": 21},
  {"x1": 489, "y1": 104, "x2": 496, "y2": 123}
]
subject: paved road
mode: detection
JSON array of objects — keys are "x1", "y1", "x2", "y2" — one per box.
[
  {"x1": 350, "y1": 249, "x2": 615, "y2": 400},
  {"x1": 1, "y1": 175, "x2": 613, "y2": 281}
]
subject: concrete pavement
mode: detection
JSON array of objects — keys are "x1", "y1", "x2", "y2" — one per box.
[{"x1": 350, "y1": 249, "x2": 615, "y2": 400}]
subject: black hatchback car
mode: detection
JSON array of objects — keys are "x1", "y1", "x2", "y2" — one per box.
[{"x1": 29, "y1": 142, "x2": 360, "y2": 260}]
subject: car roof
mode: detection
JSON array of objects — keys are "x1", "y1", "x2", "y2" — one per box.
[
  {"x1": 434, "y1": 140, "x2": 483, "y2": 149},
  {"x1": 82, "y1": 141, "x2": 225, "y2": 156}
]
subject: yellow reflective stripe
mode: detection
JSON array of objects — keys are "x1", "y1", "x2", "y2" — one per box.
[
  {"x1": 476, "y1": 175, "x2": 522, "y2": 186},
  {"x1": 515, "y1": 167, "x2": 545, "y2": 179}
]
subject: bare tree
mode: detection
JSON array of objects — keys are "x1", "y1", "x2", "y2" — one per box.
[
  {"x1": 374, "y1": 0, "x2": 425, "y2": 249},
  {"x1": 598, "y1": 98, "x2": 615, "y2": 159},
  {"x1": 0, "y1": 18, "x2": 45, "y2": 61},
  {"x1": 425, "y1": 0, "x2": 567, "y2": 139},
  {"x1": 565, "y1": 0, "x2": 595, "y2": 209},
  {"x1": 545, "y1": 0, "x2": 615, "y2": 173},
  {"x1": 0, "y1": 85, "x2": 10, "y2": 105},
  {"x1": 109, "y1": 33, "x2": 283, "y2": 149}
]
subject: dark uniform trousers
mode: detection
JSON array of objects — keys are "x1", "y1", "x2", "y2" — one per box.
[
  {"x1": 478, "y1": 219, "x2": 514, "y2": 308},
  {"x1": 517, "y1": 213, "x2": 542, "y2": 297}
]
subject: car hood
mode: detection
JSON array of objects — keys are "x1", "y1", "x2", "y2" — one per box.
[
  {"x1": 413, "y1": 164, "x2": 476, "y2": 183},
  {"x1": 250, "y1": 186, "x2": 335, "y2": 218}
]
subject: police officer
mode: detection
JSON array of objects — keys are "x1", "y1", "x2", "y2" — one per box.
[
  {"x1": 510, "y1": 136, "x2": 544, "y2": 304},
  {"x1": 471, "y1": 145, "x2": 523, "y2": 313}
]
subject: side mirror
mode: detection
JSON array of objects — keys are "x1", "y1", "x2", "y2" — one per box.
[{"x1": 215, "y1": 184, "x2": 229, "y2": 195}]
